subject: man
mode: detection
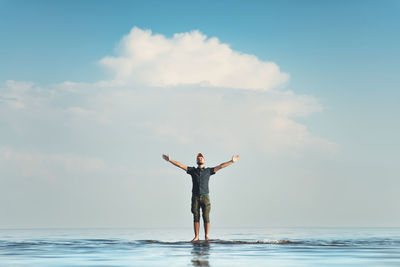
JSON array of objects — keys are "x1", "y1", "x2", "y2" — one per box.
[{"x1": 162, "y1": 153, "x2": 240, "y2": 241}]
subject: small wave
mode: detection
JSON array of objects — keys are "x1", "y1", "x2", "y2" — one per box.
[
  {"x1": 139, "y1": 238, "x2": 400, "y2": 247},
  {"x1": 139, "y1": 239, "x2": 299, "y2": 245},
  {"x1": 2, "y1": 238, "x2": 399, "y2": 250},
  {"x1": 209, "y1": 239, "x2": 299, "y2": 245}
]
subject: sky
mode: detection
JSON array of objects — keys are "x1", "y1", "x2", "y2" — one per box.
[{"x1": 0, "y1": 0, "x2": 399, "y2": 228}]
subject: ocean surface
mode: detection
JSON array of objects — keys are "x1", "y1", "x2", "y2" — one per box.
[{"x1": 1, "y1": 227, "x2": 399, "y2": 266}]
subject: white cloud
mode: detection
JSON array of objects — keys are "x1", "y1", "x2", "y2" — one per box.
[
  {"x1": 0, "y1": 25, "x2": 336, "y2": 160},
  {"x1": 0, "y1": 27, "x2": 342, "y2": 227},
  {"x1": 100, "y1": 27, "x2": 289, "y2": 90}
]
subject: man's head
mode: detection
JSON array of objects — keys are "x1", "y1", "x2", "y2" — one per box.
[{"x1": 196, "y1": 153, "x2": 205, "y2": 166}]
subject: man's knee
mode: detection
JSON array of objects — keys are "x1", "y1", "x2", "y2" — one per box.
[
  {"x1": 193, "y1": 214, "x2": 200, "y2": 222},
  {"x1": 191, "y1": 196, "x2": 200, "y2": 222},
  {"x1": 202, "y1": 205, "x2": 210, "y2": 223},
  {"x1": 192, "y1": 207, "x2": 200, "y2": 222},
  {"x1": 202, "y1": 213, "x2": 210, "y2": 223},
  {"x1": 202, "y1": 197, "x2": 211, "y2": 223}
]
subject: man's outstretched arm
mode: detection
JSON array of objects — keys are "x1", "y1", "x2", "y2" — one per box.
[
  {"x1": 214, "y1": 155, "x2": 240, "y2": 173},
  {"x1": 162, "y1": 154, "x2": 188, "y2": 172}
]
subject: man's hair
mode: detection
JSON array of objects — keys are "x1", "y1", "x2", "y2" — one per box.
[{"x1": 196, "y1": 153, "x2": 203, "y2": 158}]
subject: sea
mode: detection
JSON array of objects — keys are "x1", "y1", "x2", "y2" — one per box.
[{"x1": 1, "y1": 227, "x2": 399, "y2": 266}]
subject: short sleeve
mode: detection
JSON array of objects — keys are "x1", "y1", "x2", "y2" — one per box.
[
  {"x1": 209, "y1": 167, "x2": 216, "y2": 175},
  {"x1": 187, "y1": 166, "x2": 195, "y2": 174}
]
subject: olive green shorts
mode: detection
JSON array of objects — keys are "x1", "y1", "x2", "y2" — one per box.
[{"x1": 191, "y1": 194, "x2": 211, "y2": 223}]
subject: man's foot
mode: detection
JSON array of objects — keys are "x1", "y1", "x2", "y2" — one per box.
[
  {"x1": 205, "y1": 235, "x2": 210, "y2": 241},
  {"x1": 191, "y1": 236, "x2": 199, "y2": 242}
]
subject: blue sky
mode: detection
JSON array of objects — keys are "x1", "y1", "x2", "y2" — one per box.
[
  {"x1": 0, "y1": 0, "x2": 399, "y2": 227},
  {"x1": 1, "y1": 0, "x2": 399, "y2": 139},
  {"x1": 2, "y1": 0, "x2": 399, "y2": 86}
]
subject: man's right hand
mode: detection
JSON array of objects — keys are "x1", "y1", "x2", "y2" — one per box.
[
  {"x1": 162, "y1": 154, "x2": 187, "y2": 171},
  {"x1": 162, "y1": 154, "x2": 170, "y2": 162}
]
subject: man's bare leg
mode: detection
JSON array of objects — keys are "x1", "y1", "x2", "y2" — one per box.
[
  {"x1": 192, "y1": 222, "x2": 200, "y2": 242},
  {"x1": 204, "y1": 223, "x2": 210, "y2": 241}
]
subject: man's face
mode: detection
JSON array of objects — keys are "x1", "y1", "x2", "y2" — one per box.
[{"x1": 196, "y1": 156, "x2": 205, "y2": 165}]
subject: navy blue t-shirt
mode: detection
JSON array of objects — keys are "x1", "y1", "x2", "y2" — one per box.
[{"x1": 187, "y1": 167, "x2": 216, "y2": 195}]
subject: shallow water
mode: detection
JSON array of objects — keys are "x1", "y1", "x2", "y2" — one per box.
[{"x1": 1, "y1": 227, "x2": 399, "y2": 266}]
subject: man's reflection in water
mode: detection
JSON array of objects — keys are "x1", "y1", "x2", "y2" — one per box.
[{"x1": 191, "y1": 242, "x2": 210, "y2": 267}]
